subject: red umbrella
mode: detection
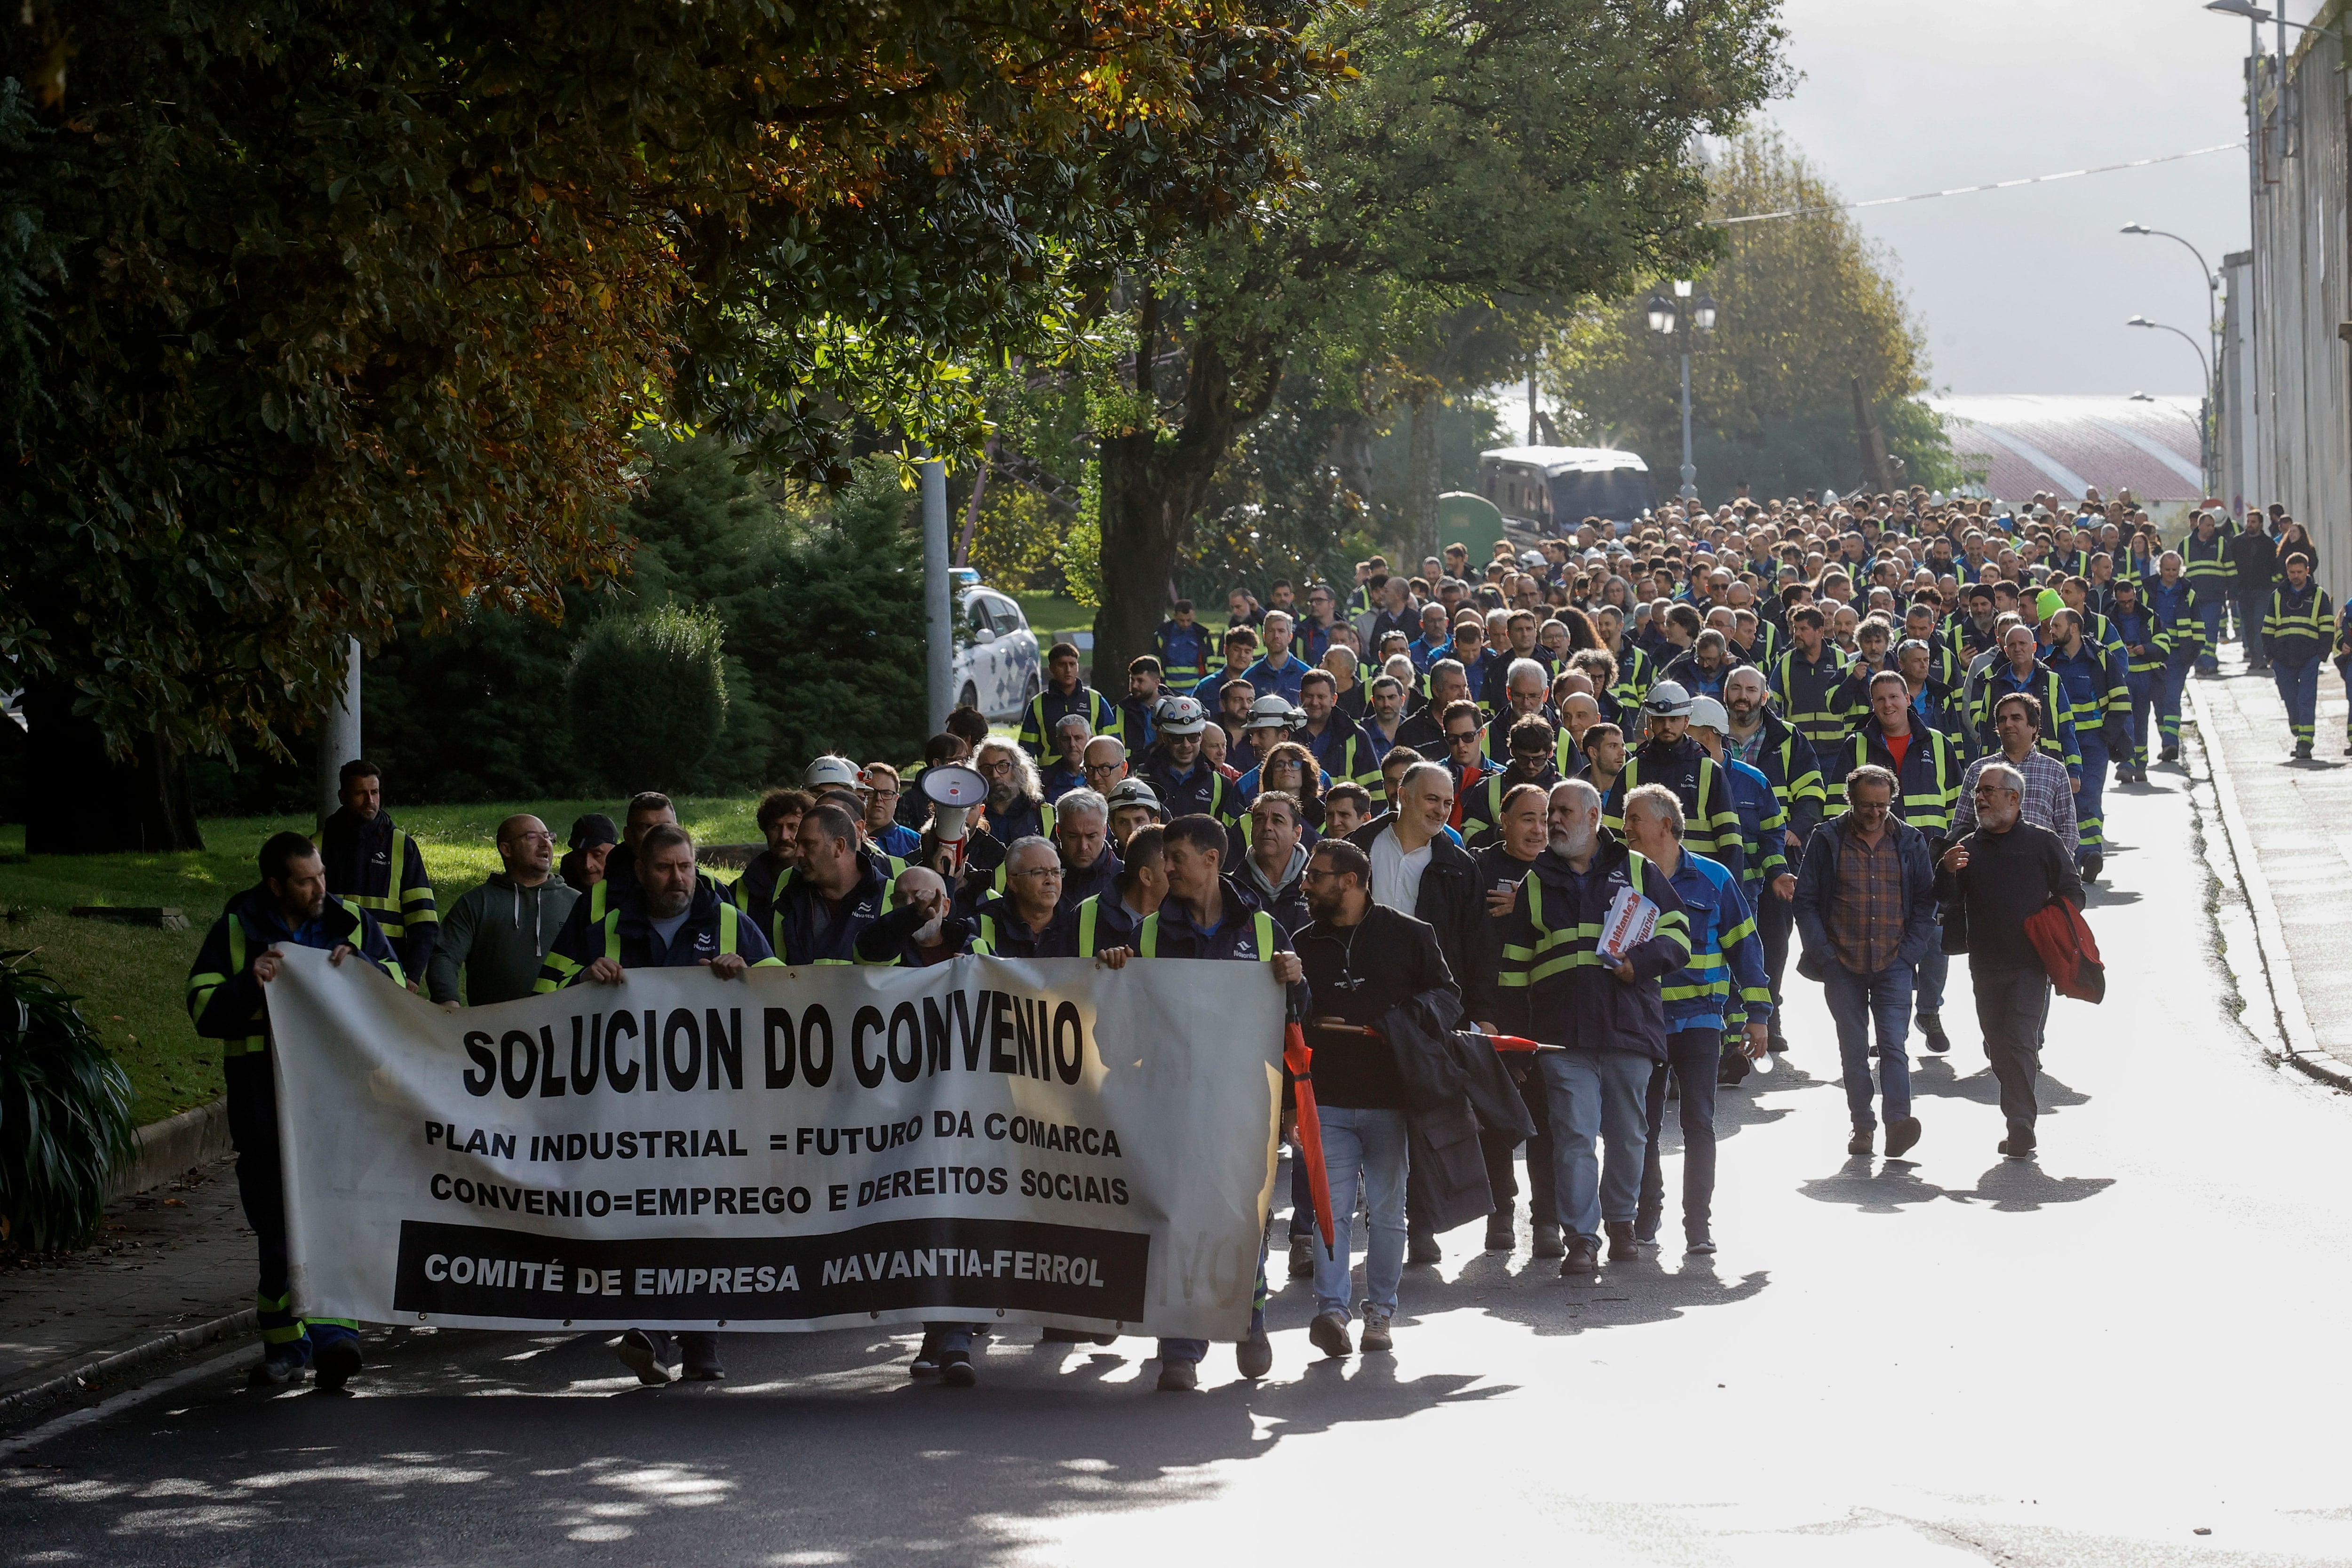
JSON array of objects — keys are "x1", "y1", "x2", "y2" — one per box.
[
  {"x1": 1282, "y1": 1019, "x2": 1337, "y2": 1259},
  {"x1": 1285, "y1": 1027, "x2": 1553, "y2": 1260}
]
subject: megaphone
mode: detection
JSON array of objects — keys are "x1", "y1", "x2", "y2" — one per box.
[{"x1": 920, "y1": 764, "x2": 988, "y2": 873}]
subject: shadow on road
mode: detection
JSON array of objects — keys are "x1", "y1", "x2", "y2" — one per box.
[
  {"x1": 1908, "y1": 1055, "x2": 2090, "y2": 1113},
  {"x1": 0, "y1": 1321, "x2": 1520, "y2": 1564}
]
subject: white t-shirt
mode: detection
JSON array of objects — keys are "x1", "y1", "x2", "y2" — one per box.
[{"x1": 1369, "y1": 827, "x2": 1433, "y2": 916}]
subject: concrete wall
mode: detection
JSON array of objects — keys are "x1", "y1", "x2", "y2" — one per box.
[{"x1": 2250, "y1": 12, "x2": 2352, "y2": 606}]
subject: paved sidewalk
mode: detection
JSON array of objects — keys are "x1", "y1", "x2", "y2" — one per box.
[
  {"x1": 2189, "y1": 636, "x2": 2352, "y2": 1080},
  {"x1": 0, "y1": 1156, "x2": 253, "y2": 1408}
]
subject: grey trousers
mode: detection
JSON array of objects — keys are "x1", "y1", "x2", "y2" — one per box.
[{"x1": 1972, "y1": 964, "x2": 2050, "y2": 1133}]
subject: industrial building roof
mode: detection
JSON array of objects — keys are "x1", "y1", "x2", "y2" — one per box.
[{"x1": 1927, "y1": 395, "x2": 2205, "y2": 506}]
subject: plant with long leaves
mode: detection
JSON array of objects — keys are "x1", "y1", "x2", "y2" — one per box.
[{"x1": 0, "y1": 950, "x2": 139, "y2": 1253}]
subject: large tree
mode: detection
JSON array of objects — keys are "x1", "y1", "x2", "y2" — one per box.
[
  {"x1": 1545, "y1": 128, "x2": 1962, "y2": 500},
  {"x1": 1089, "y1": 0, "x2": 1788, "y2": 677},
  {"x1": 1, "y1": 0, "x2": 1333, "y2": 847}
]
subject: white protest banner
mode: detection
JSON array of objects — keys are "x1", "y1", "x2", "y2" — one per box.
[{"x1": 262, "y1": 948, "x2": 1285, "y2": 1341}]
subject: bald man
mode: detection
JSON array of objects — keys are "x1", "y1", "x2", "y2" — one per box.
[{"x1": 427, "y1": 815, "x2": 580, "y2": 1006}]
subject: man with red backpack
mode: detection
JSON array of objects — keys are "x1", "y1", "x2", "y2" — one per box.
[{"x1": 1935, "y1": 760, "x2": 2084, "y2": 1161}]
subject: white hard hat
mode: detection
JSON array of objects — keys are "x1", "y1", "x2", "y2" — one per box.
[
  {"x1": 1642, "y1": 680, "x2": 1695, "y2": 718},
  {"x1": 1154, "y1": 695, "x2": 1207, "y2": 735},
  {"x1": 1686, "y1": 695, "x2": 1729, "y2": 734},
  {"x1": 1244, "y1": 694, "x2": 1305, "y2": 732},
  {"x1": 803, "y1": 755, "x2": 861, "y2": 790}
]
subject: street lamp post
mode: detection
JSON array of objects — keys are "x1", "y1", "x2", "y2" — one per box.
[
  {"x1": 2126, "y1": 315, "x2": 2216, "y2": 490},
  {"x1": 1645, "y1": 279, "x2": 1717, "y2": 505},
  {"x1": 2122, "y1": 223, "x2": 2223, "y2": 496}
]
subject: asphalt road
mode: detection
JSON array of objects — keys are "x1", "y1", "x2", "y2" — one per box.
[{"x1": 8, "y1": 760, "x2": 2352, "y2": 1567}]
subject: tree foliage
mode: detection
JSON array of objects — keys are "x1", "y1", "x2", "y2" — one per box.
[
  {"x1": 0, "y1": 0, "x2": 1336, "y2": 788},
  {"x1": 566, "y1": 605, "x2": 731, "y2": 797},
  {"x1": 0, "y1": 950, "x2": 139, "y2": 1253},
  {"x1": 1090, "y1": 0, "x2": 1791, "y2": 676},
  {"x1": 1545, "y1": 128, "x2": 1962, "y2": 498}
]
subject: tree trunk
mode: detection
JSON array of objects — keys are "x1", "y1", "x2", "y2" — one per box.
[
  {"x1": 953, "y1": 434, "x2": 994, "y2": 566},
  {"x1": 22, "y1": 681, "x2": 205, "y2": 854},
  {"x1": 1405, "y1": 393, "x2": 1440, "y2": 563},
  {"x1": 1091, "y1": 299, "x2": 1285, "y2": 681},
  {"x1": 1327, "y1": 410, "x2": 1376, "y2": 520}
]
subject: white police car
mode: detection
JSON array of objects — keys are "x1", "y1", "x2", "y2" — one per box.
[{"x1": 951, "y1": 574, "x2": 1042, "y2": 721}]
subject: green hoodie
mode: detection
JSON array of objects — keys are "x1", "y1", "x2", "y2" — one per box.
[{"x1": 426, "y1": 872, "x2": 580, "y2": 1006}]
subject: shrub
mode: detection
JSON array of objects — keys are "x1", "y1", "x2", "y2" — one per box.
[
  {"x1": 0, "y1": 950, "x2": 140, "y2": 1252},
  {"x1": 565, "y1": 603, "x2": 731, "y2": 795}
]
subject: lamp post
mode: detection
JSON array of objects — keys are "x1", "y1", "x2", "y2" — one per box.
[
  {"x1": 1645, "y1": 279, "x2": 1717, "y2": 505},
  {"x1": 2122, "y1": 223, "x2": 2222, "y2": 491},
  {"x1": 2126, "y1": 315, "x2": 2216, "y2": 492}
]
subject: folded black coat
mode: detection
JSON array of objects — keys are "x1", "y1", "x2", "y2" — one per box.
[{"x1": 1378, "y1": 991, "x2": 1540, "y2": 1235}]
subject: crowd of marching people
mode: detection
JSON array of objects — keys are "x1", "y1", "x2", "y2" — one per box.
[{"x1": 187, "y1": 483, "x2": 2337, "y2": 1393}]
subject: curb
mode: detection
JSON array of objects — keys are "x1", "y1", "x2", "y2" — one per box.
[
  {"x1": 109, "y1": 1097, "x2": 233, "y2": 1198},
  {"x1": 0, "y1": 1307, "x2": 256, "y2": 1429},
  {"x1": 2185, "y1": 681, "x2": 2349, "y2": 1089},
  {"x1": 0, "y1": 1338, "x2": 254, "y2": 1461}
]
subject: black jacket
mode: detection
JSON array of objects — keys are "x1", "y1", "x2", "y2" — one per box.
[
  {"x1": 767, "y1": 851, "x2": 891, "y2": 964},
  {"x1": 1345, "y1": 818, "x2": 1484, "y2": 991},
  {"x1": 1935, "y1": 820, "x2": 2082, "y2": 972},
  {"x1": 1381, "y1": 989, "x2": 1535, "y2": 1234},
  {"x1": 1294, "y1": 905, "x2": 1455, "y2": 1108}
]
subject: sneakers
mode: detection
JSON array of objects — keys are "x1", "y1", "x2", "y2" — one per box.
[
  {"x1": 1604, "y1": 1220, "x2": 1638, "y2": 1263},
  {"x1": 1288, "y1": 1234, "x2": 1317, "y2": 1278},
  {"x1": 312, "y1": 1337, "x2": 361, "y2": 1393},
  {"x1": 1633, "y1": 1214, "x2": 1660, "y2": 1246},
  {"x1": 1532, "y1": 1222, "x2": 1565, "y2": 1259},
  {"x1": 940, "y1": 1349, "x2": 977, "y2": 1388},
  {"x1": 1358, "y1": 1312, "x2": 1393, "y2": 1354},
  {"x1": 1884, "y1": 1116, "x2": 1923, "y2": 1158},
  {"x1": 1485, "y1": 1209, "x2": 1515, "y2": 1251},
  {"x1": 615, "y1": 1329, "x2": 673, "y2": 1386},
  {"x1": 1406, "y1": 1227, "x2": 1442, "y2": 1266},
  {"x1": 1848, "y1": 1127, "x2": 1874, "y2": 1157},
  {"x1": 1916, "y1": 1012, "x2": 1951, "y2": 1053},
  {"x1": 1156, "y1": 1358, "x2": 1200, "y2": 1392},
  {"x1": 1559, "y1": 1236, "x2": 1598, "y2": 1276},
  {"x1": 1308, "y1": 1310, "x2": 1354, "y2": 1359},
  {"x1": 1685, "y1": 1233, "x2": 1717, "y2": 1256},
  {"x1": 247, "y1": 1342, "x2": 310, "y2": 1389}
]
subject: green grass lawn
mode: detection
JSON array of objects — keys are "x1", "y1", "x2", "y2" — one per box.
[
  {"x1": 0, "y1": 795, "x2": 766, "y2": 1127},
  {"x1": 1011, "y1": 592, "x2": 1093, "y2": 643}
]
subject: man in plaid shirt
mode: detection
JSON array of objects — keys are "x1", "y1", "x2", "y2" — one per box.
[{"x1": 1952, "y1": 692, "x2": 2078, "y2": 859}]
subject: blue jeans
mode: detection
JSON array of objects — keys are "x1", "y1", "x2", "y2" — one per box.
[
  {"x1": 922, "y1": 1322, "x2": 977, "y2": 1353},
  {"x1": 1913, "y1": 945, "x2": 1947, "y2": 1017},
  {"x1": 1311, "y1": 1106, "x2": 1409, "y2": 1321},
  {"x1": 1159, "y1": 1250, "x2": 1268, "y2": 1366},
  {"x1": 2237, "y1": 589, "x2": 2272, "y2": 658},
  {"x1": 2275, "y1": 656, "x2": 2320, "y2": 744},
  {"x1": 1638, "y1": 1029, "x2": 1721, "y2": 1241},
  {"x1": 1539, "y1": 1048, "x2": 1653, "y2": 1242},
  {"x1": 1822, "y1": 963, "x2": 1914, "y2": 1130}
]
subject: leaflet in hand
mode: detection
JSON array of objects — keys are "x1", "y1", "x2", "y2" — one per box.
[{"x1": 1597, "y1": 886, "x2": 1660, "y2": 962}]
